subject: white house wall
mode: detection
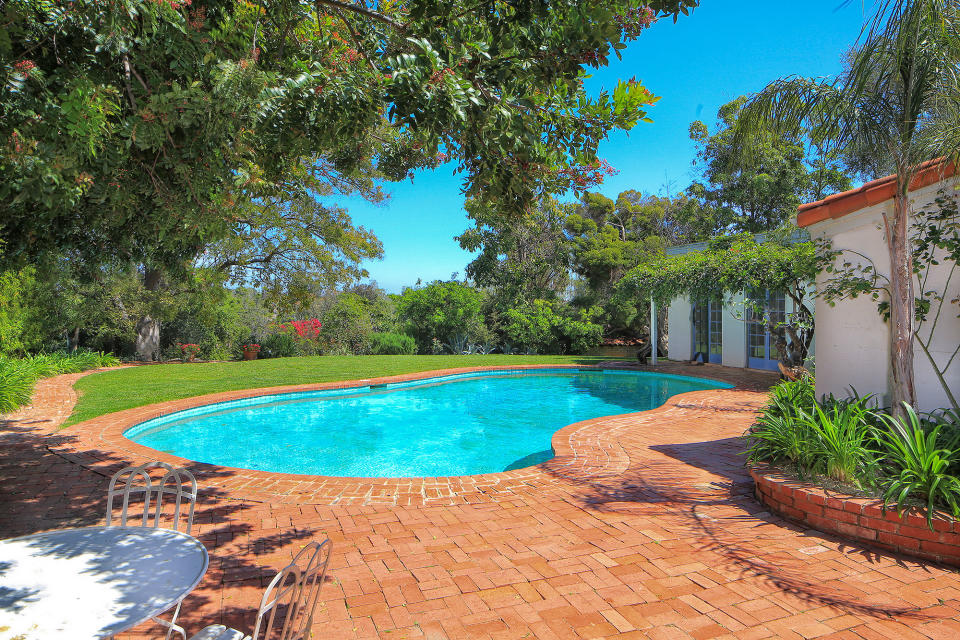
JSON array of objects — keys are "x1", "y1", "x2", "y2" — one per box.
[
  {"x1": 806, "y1": 178, "x2": 960, "y2": 411},
  {"x1": 721, "y1": 292, "x2": 747, "y2": 368},
  {"x1": 667, "y1": 296, "x2": 693, "y2": 361}
]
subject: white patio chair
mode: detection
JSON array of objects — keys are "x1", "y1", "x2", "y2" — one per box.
[
  {"x1": 106, "y1": 461, "x2": 199, "y2": 639},
  {"x1": 188, "y1": 539, "x2": 333, "y2": 640}
]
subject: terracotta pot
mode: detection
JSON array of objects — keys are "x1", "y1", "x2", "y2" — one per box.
[
  {"x1": 242, "y1": 350, "x2": 258, "y2": 361},
  {"x1": 183, "y1": 355, "x2": 196, "y2": 363}
]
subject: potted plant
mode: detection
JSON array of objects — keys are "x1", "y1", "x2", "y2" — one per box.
[
  {"x1": 241, "y1": 343, "x2": 260, "y2": 361},
  {"x1": 177, "y1": 343, "x2": 201, "y2": 363}
]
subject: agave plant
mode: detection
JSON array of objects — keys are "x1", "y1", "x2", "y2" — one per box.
[
  {"x1": 873, "y1": 404, "x2": 960, "y2": 529},
  {"x1": 444, "y1": 334, "x2": 471, "y2": 355}
]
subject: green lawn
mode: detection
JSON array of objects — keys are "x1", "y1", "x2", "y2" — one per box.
[{"x1": 66, "y1": 354, "x2": 622, "y2": 426}]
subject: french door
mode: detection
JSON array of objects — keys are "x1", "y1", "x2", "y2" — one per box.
[
  {"x1": 692, "y1": 300, "x2": 722, "y2": 364},
  {"x1": 747, "y1": 291, "x2": 786, "y2": 370}
]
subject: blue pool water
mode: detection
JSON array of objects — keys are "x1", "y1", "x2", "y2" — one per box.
[{"x1": 125, "y1": 369, "x2": 731, "y2": 477}]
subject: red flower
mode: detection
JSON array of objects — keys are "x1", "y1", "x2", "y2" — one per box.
[{"x1": 13, "y1": 60, "x2": 36, "y2": 74}]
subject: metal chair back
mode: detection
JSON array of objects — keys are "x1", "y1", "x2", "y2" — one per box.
[
  {"x1": 106, "y1": 461, "x2": 198, "y2": 534},
  {"x1": 250, "y1": 539, "x2": 333, "y2": 640}
]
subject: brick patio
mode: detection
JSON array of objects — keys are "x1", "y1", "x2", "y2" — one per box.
[{"x1": 2, "y1": 363, "x2": 960, "y2": 639}]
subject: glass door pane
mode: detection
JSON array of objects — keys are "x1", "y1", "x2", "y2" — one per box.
[
  {"x1": 767, "y1": 292, "x2": 786, "y2": 362},
  {"x1": 709, "y1": 300, "x2": 722, "y2": 363},
  {"x1": 693, "y1": 302, "x2": 709, "y2": 357},
  {"x1": 746, "y1": 290, "x2": 786, "y2": 370}
]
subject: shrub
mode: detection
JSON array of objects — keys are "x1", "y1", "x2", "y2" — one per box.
[
  {"x1": 161, "y1": 289, "x2": 247, "y2": 362},
  {"x1": 749, "y1": 377, "x2": 960, "y2": 528},
  {"x1": 873, "y1": 405, "x2": 960, "y2": 528},
  {"x1": 0, "y1": 358, "x2": 37, "y2": 413},
  {"x1": 320, "y1": 293, "x2": 377, "y2": 355},
  {"x1": 802, "y1": 399, "x2": 876, "y2": 485},
  {"x1": 369, "y1": 332, "x2": 416, "y2": 355},
  {"x1": 502, "y1": 299, "x2": 603, "y2": 354},
  {"x1": 261, "y1": 331, "x2": 298, "y2": 358},
  {"x1": 395, "y1": 281, "x2": 487, "y2": 352},
  {"x1": 0, "y1": 350, "x2": 120, "y2": 414},
  {"x1": 260, "y1": 319, "x2": 323, "y2": 357}
]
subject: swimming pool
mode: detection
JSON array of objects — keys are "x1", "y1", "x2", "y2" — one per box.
[{"x1": 124, "y1": 369, "x2": 731, "y2": 477}]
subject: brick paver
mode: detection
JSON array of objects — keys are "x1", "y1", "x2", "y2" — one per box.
[{"x1": 2, "y1": 363, "x2": 959, "y2": 640}]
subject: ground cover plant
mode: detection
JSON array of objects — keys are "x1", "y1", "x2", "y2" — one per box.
[
  {"x1": 747, "y1": 377, "x2": 960, "y2": 528},
  {"x1": 65, "y1": 354, "x2": 619, "y2": 426},
  {"x1": 0, "y1": 350, "x2": 120, "y2": 414}
]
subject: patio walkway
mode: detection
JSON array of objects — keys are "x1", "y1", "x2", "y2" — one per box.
[{"x1": 2, "y1": 364, "x2": 960, "y2": 640}]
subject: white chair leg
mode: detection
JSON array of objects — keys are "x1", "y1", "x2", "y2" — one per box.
[{"x1": 152, "y1": 600, "x2": 187, "y2": 640}]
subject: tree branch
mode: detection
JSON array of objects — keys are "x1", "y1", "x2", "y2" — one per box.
[
  {"x1": 314, "y1": 0, "x2": 402, "y2": 30},
  {"x1": 333, "y1": 9, "x2": 379, "y2": 73},
  {"x1": 122, "y1": 54, "x2": 139, "y2": 111}
]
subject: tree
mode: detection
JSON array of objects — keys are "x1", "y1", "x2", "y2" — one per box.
[
  {"x1": 394, "y1": 281, "x2": 487, "y2": 352},
  {"x1": 617, "y1": 231, "x2": 819, "y2": 367},
  {"x1": 457, "y1": 197, "x2": 571, "y2": 305},
  {"x1": 2, "y1": 0, "x2": 698, "y2": 358},
  {"x1": 688, "y1": 97, "x2": 851, "y2": 234},
  {"x1": 1, "y1": 0, "x2": 697, "y2": 273},
  {"x1": 199, "y1": 163, "x2": 385, "y2": 312},
  {"x1": 564, "y1": 191, "x2": 669, "y2": 297},
  {"x1": 502, "y1": 299, "x2": 603, "y2": 354},
  {"x1": 736, "y1": 0, "x2": 960, "y2": 413}
]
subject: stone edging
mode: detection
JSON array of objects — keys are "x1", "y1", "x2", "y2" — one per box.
[
  {"x1": 750, "y1": 464, "x2": 960, "y2": 567},
  {"x1": 55, "y1": 364, "x2": 745, "y2": 507}
]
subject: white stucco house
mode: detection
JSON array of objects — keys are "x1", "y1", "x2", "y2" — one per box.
[
  {"x1": 798, "y1": 160, "x2": 958, "y2": 411},
  {"x1": 664, "y1": 160, "x2": 959, "y2": 412},
  {"x1": 665, "y1": 233, "x2": 812, "y2": 372}
]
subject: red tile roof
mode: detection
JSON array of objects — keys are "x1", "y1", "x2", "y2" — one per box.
[{"x1": 796, "y1": 158, "x2": 956, "y2": 228}]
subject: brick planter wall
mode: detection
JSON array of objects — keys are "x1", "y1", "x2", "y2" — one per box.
[{"x1": 749, "y1": 464, "x2": 960, "y2": 567}]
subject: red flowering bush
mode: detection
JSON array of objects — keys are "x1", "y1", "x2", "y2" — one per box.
[
  {"x1": 176, "y1": 342, "x2": 200, "y2": 361},
  {"x1": 278, "y1": 318, "x2": 322, "y2": 339},
  {"x1": 262, "y1": 318, "x2": 323, "y2": 357},
  {"x1": 241, "y1": 343, "x2": 260, "y2": 352}
]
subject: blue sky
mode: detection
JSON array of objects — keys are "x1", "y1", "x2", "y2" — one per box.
[{"x1": 341, "y1": 1, "x2": 872, "y2": 293}]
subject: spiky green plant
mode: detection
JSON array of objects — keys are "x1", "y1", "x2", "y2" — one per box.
[
  {"x1": 0, "y1": 350, "x2": 120, "y2": 414},
  {"x1": 801, "y1": 398, "x2": 876, "y2": 485},
  {"x1": 747, "y1": 378, "x2": 819, "y2": 467},
  {"x1": 873, "y1": 404, "x2": 960, "y2": 529},
  {"x1": 0, "y1": 358, "x2": 39, "y2": 414}
]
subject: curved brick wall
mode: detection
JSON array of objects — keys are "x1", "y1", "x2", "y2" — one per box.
[{"x1": 750, "y1": 465, "x2": 960, "y2": 567}]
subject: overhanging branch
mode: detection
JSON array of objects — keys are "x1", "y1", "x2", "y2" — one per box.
[{"x1": 314, "y1": 0, "x2": 402, "y2": 30}]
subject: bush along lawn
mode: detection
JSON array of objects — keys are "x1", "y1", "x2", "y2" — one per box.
[
  {"x1": 0, "y1": 350, "x2": 121, "y2": 414},
  {"x1": 746, "y1": 377, "x2": 960, "y2": 529}
]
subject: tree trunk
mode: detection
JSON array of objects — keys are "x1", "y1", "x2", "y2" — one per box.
[
  {"x1": 657, "y1": 306, "x2": 667, "y2": 357},
  {"x1": 134, "y1": 268, "x2": 163, "y2": 362},
  {"x1": 884, "y1": 188, "x2": 917, "y2": 415},
  {"x1": 70, "y1": 327, "x2": 80, "y2": 353}
]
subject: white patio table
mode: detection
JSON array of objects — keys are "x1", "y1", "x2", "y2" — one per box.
[{"x1": 0, "y1": 526, "x2": 208, "y2": 640}]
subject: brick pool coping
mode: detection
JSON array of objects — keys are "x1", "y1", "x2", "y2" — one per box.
[
  {"x1": 750, "y1": 464, "x2": 960, "y2": 568},
  {"x1": 55, "y1": 364, "x2": 746, "y2": 506}
]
